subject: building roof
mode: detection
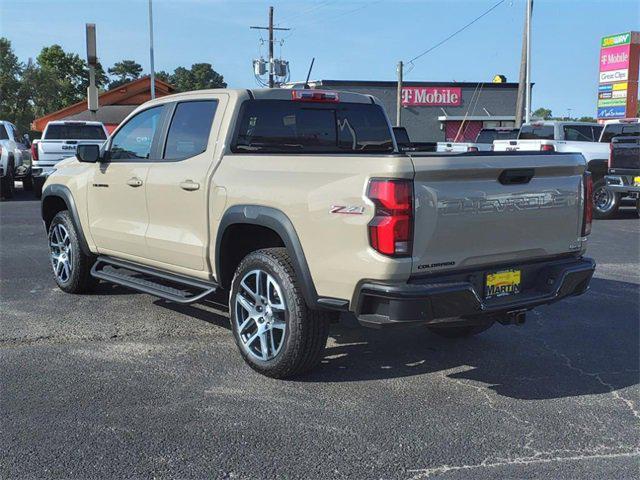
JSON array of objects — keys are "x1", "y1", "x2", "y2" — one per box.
[
  {"x1": 32, "y1": 76, "x2": 176, "y2": 131},
  {"x1": 64, "y1": 105, "x2": 138, "y2": 124},
  {"x1": 288, "y1": 79, "x2": 520, "y2": 89}
]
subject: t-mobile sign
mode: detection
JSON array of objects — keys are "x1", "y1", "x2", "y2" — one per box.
[{"x1": 402, "y1": 87, "x2": 462, "y2": 106}]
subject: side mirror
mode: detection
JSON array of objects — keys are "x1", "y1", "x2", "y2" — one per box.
[{"x1": 76, "y1": 144, "x2": 100, "y2": 163}]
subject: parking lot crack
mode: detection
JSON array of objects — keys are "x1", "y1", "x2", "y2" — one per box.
[{"x1": 406, "y1": 448, "x2": 640, "y2": 479}]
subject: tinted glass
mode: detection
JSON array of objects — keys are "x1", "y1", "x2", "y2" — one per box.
[
  {"x1": 600, "y1": 123, "x2": 640, "y2": 142},
  {"x1": 519, "y1": 125, "x2": 554, "y2": 140},
  {"x1": 0, "y1": 125, "x2": 8, "y2": 140},
  {"x1": 232, "y1": 100, "x2": 394, "y2": 153},
  {"x1": 393, "y1": 127, "x2": 411, "y2": 148},
  {"x1": 476, "y1": 129, "x2": 519, "y2": 143},
  {"x1": 45, "y1": 124, "x2": 107, "y2": 140},
  {"x1": 110, "y1": 106, "x2": 163, "y2": 160},
  {"x1": 563, "y1": 125, "x2": 597, "y2": 142},
  {"x1": 164, "y1": 100, "x2": 218, "y2": 160}
]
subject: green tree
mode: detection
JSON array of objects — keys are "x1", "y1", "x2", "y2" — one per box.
[
  {"x1": 532, "y1": 107, "x2": 553, "y2": 120},
  {"x1": 108, "y1": 60, "x2": 143, "y2": 88},
  {"x1": 577, "y1": 116, "x2": 596, "y2": 123},
  {"x1": 0, "y1": 38, "x2": 23, "y2": 125},
  {"x1": 36, "y1": 44, "x2": 89, "y2": 113},
  {"x1": 166, "y1": 63, "x2": 226, "y2": 92}
]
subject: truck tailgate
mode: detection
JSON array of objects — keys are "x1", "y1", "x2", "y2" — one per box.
[
  {"x1": 408, "y1": 152, "x2": 585, "y2": 274},
  {"x1": 38, "y1": 140, "x2": 103, "y2": 162},
  {"x1": 492, "y1": 139, "x2": 545, "y2": 151}
]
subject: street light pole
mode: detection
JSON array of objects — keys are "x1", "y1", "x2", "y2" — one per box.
[{"x1": 148, "y1": 0, "x2": 156, "y2": 99}]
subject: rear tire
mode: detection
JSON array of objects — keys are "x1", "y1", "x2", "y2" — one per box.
[
  {"x1": 593, "y1": 178, "x2": 619, "y2": 219},
  {"x1": 229, "y1": 247, "x2": 330, "y2": 379},
  {"x1": 428, "y1": 320, "x2": 494, "y2": 338},
  {"x1": 48, "y1": 211, "x2": 98, "y2": 294},
  {"x1": 1, "y1": 164, "x2": 15, "y2": 199}
]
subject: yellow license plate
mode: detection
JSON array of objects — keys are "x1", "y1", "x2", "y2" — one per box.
[
  {"x1": 486, "y1": 269, "x2": 521, "y2": 299},
  {"x1": 633, "y1": 176, "x2": 640, "y2": 187}
]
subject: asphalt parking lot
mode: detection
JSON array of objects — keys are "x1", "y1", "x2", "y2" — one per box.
[{"x1": 1, "y1": 187, "x2": 639, "y2": 479}]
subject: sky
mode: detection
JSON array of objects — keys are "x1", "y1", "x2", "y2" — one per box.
[{"x1": 1, "y1": 0, "x2": 638, "y2": 118}]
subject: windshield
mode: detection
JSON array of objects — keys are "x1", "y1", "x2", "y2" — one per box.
[
  {"x1": 600, "y1": 123, "x2": 640, "y2": 143},
  {"x1": 45, "y1": 124, "x2": 107, "y2": 140},
  {"x1": 232, "y1": 100, "x2": 394, "y2": 154}
]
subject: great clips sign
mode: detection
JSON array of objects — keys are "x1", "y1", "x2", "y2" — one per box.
[{"x1": 402, "y1": 87, "x2": 462, "y2": 107}]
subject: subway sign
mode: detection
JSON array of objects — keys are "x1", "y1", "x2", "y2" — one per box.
[
  {"x1": 402, "y1": 87, "x2": 462, "y2": 106},
  {"x1": 596, "y1": 31, "x2": 639, "y2": 120}
]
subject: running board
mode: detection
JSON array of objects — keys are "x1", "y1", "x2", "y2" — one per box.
[{"x1": 91, "y1": 256, "x2": 218, "y2": 304}]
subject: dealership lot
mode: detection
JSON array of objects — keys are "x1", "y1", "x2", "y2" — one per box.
[{"x1": 1, "y1": 190, "x2": 638, "y2": 479}]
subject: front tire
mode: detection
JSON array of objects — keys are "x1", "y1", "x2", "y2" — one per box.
[
  {"x1": 48, "y1": 211, "x2": 97, "y2": 293},
  {"x1": 593, "y1": 178, "x2": 619, "y2": 219},
  {"x1": 229, "y1": 248, "x2": 329, "y2": 379}
]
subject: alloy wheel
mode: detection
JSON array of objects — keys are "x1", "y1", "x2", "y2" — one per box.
[
  {"x1": 49, "y1": 224, "x2": 72, "y2": 283},
  {"x1": 234, "y1": 269, "x2": 287, "y2": 361}
]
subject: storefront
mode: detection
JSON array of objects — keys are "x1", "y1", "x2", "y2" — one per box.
[{"x1": 287, "y1": 79, "x2": 519, "y2": 142}]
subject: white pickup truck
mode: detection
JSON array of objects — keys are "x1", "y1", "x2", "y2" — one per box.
[
  {"x1": 437, "y1": 127, "x2": 519, "y2": 153},
  {"x1": 0, "y1": 120, "x2": 32, "y2": 198},
  {"x1": 494, "y1": 119, "x2": 639, "y2": 218},
  {"x1": 31, "y1": 120, "x2": 108, "y2": 197}
]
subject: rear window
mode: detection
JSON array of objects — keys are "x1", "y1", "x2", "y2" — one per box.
[
  {"x1": 476, "y1": 129, "x2": 519, "y2": 143},
  {"x1": 519, "y1": 125, "x2": 554, "y2": 140},
  {"x1": 0, "y1": 125, "x2": 8, "y2": 140},
  {"x1": 232, "y1": 100, "x2": 394, "y2": 153},
  {"x1": 44, "y1": 124, "x2": 107, "y2": 140},
  {"x1": 600, "y1": 123, "x2": 640, "y2": 143},
  {"x1": 164, "y1": 100, "x2": 218, "y2": 160},
  {"x1": 563, "y1": 125, "x2": 600, "y2": 142}
]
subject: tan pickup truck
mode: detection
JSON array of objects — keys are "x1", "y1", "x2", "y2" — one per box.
[{"x1": 41, "y1": 88, "x2": 596, "y2": 378}]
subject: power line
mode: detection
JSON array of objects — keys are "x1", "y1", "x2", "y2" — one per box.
[{"x1": 406, "y1": 0, "x2": 506, "y2": 73}]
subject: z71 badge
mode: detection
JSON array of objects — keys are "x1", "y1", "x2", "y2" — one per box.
[{"x1": 330, "y1": 205, "x2": 365, "y2": 215}]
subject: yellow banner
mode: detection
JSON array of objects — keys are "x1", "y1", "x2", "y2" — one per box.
[{"x1": 613, "y1": 82, "x2": 628, "y2": 91}]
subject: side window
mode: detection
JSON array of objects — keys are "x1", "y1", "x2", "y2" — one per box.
[
  {"x1": 0, "y1": 125, "x2": 9, "y2": 140},
  {"x1": 110, "y1": 106, "x2": 163, "y2": 160},
  {"x1": 164, "y1": 100, "x2": 218, "y2": 160},
  {"x1": 563, "y1": 125, "x2": 595, "y2": 142}
]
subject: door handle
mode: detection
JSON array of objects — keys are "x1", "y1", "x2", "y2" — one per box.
[
  {"x1": 127, "y1": 177, "x2": 143, "y2": 187},
  {"x1": 180, "y1": 180, "x2": 200, "y2": 191}
]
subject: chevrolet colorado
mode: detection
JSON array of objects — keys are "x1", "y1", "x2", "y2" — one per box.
[{"x1": 41, "y1": 88, "x2": 596, "y2": 378}]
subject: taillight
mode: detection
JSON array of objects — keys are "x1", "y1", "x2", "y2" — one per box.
[
  {"x1": 467, "y1": 146, "x2": 479, "y2": 152},
  {"x1": 608, "y1": 142, "x2": 613, "y2": 169},
  {"x1": 367, "y1": 179, "x2": 413, "y2": 256},
  {"x1": 582, "y1": 172, "x2": 593, "y2": 236},
  {"x1": 291, "y1": 90, "x2": 339, "y2": 103},
  {"x1": 540, "y1": 144, "x2": 555, "y2": 152},
  {"x1": 31, "y1": 143, "x2": 38, "y2": 161}
]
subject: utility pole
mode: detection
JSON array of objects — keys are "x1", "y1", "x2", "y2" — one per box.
[
  {"x1": 515, "y1": 0, "x2": 533, "y2": 127},
  {"x1": 148, "y1": 0, "x2": 156, "y2": 99},
  {"x1": 250, "y1": 6, "x2": 290, "y2": 88},
  {"x1": 396, "y1": 61, "x2": 403, "y2": 126},
  {"x1": 524, "y1": 0, "x2": 532, "y2": 123}
]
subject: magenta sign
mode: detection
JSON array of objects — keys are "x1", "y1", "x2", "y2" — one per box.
[
  {"x1": 600, "y1": 44, "x2": 630, "y2": 71},
  {"x1": 402, "y1": 87, "x2": 462, "y2": 106}
]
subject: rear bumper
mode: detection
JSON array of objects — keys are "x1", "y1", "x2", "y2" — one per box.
[
  {"x1": 606, "y1": 175, "x2": 640, "y2": 195},
  {"x1": 355, "y1": 256, "x2": 595, "y2": 328}
]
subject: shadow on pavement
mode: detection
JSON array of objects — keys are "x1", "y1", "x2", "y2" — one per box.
[{"x1": 296, "y1": 277, "x2": 639, "y2": 401}]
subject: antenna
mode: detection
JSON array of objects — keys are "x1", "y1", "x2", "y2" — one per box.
[{"x1": 304, "y1": 57, "x2": 315, "y2": 89}]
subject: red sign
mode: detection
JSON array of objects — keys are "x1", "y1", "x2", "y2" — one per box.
[
  {"x1": 600, "y1": 44, "x2": 630, "y2": 72},
  {"x1": 402, "y1": 87, "x2": 461, "y2": 107}
]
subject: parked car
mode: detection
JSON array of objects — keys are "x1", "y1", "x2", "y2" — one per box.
[
  {"x1": 41, "y1": 88, "x2": 595, "y2": 378},
  {"x1": 436, "y1": 127, "x2": 519, "y2": 153},
  {"x1": 605, "y1": 134, "x2": 640, "y2": 216},
  {"x1": 0, "y1": 120, "x2": 33, "y2": 198},
  {"x1": 31, "y1": 120, "x2": 108, "y2": 198}
]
